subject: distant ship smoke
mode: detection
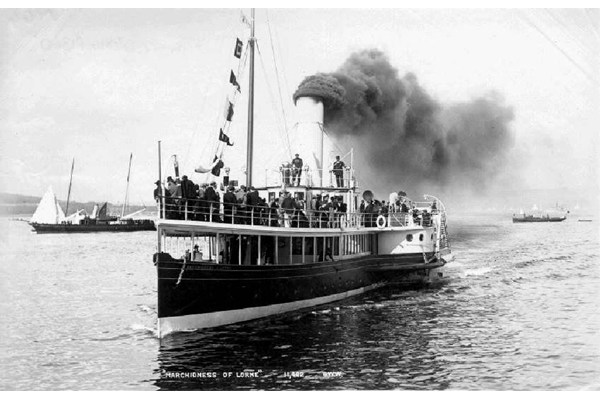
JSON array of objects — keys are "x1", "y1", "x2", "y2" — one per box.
[{"x1": 293, "y1": 49, "x2": 515, "y2": 198}]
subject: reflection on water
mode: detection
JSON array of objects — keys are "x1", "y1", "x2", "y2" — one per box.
[
  {"x1": 1, "y1": 216, "x2": 599, "y2": 390},
  {"x1": 155, "y1": 285, "x2": 451, "y2": 390}
]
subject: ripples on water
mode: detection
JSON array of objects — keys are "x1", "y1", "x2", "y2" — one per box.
[{"x1": 0, "y1": 215, "x2": 598, "y2": 390}]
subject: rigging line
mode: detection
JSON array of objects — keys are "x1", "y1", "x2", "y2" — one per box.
[
  {"x1": 254, "y1": 32, "x2": 292, "y2": 157},
  {"x1": 320, "y1": 125, "x2": 379, "y2": 192},
  {"x1": 182, "y1": 89, "x2": 211, "y2": 173},
  {"x1": 269, "y1": 10, "x2": 293, "y2": 109},
  {"x1": 256, "y1": 42, "x2": 293, "y2": 160},
  {"x1": 583, "y1": 9, "x2": 600, "y2": 42},
  {"x1": 265, "y1": 11, "x2": 294, "y2": 159},
  {"x1": 543, "y1": 9, "x2": 596, "y2": 59},
  {"x1": 265, "y1": 10, "x2": 289, "y2": 133},
  {"x1": 518, "y1": 10, "x2": 598, "y2": 85}
]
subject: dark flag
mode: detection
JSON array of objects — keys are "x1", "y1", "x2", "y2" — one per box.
[
  {"x1": 218, "y1": 129, "x2": 234, "y2": 146},
  {"x1": 229, "y1": 70, "x2": 241, "y2": 92},
  {"x1": 234, "y1": 38, "x2": 243, "y2": 58},
  {"x1": 211, "y1": 156, "x2": 225, "y2": 177},
  {"x1": 225, "y1": 101, "x2": 234, "y2": 122}
]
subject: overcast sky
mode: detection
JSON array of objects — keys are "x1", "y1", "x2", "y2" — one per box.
[{"x1": 0, "y1": 7, "x2": 598, "y2": 206}]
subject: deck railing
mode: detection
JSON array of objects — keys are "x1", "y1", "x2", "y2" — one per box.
[{"x1": 156, "y1": 196, "x2": 440, "y2": 230}]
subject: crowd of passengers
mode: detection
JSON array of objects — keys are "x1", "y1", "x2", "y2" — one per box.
[{"x1": 154, "y1": 175, "x2": 437, "y2": 228}]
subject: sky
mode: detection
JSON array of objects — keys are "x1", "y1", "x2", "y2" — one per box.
[{"x1": 0, "y1": 6, "x2": 598, "y2": 209}]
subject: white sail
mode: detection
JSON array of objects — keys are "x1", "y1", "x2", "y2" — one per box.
[
  {"x1": 195, "y1": 158, "x2": 220, "y2": 174},
  {"x1": 31, "y1": 186, "x2": 65, "y2": 224},
  {"x1": 121, "y1": 208, "x2": 146, "y2": 219},
  {"x1": 90, "y1": 204, "x2": 99, "y2": 219},
  {"x1": 64, "y1": 209, "x2": 86, "y2": 224}
]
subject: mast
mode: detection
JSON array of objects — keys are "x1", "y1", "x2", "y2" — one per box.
[
  {"x1": 246, "y1": 8, "x2": 255, "y2": 188},
  {"x1": 65, "y1": 158, "x2": 74, "y2": 216},
  {"x1": 158, "y1": 141, "x2": 162, "y2": 220},
  {"x1": 121, "y1": 153, "x2": 133, "y2": 218}
]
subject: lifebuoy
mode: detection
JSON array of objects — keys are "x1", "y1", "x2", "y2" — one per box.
[{"x1": 376, "y1": 215, "x2": 386, "y2": 228}]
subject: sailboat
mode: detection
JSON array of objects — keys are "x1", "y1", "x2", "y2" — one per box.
[
  {"x1": 152, "y1": 10, "x2": 452, "y2": 338},
  {"x1": 29, "y1": 156, "x2": 155, "y2": 233}
]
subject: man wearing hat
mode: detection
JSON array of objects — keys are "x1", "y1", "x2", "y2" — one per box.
[
  {"x1": 153, "y1": 180, "x2": 162, "y2": 203},
  {"x1": 223, "y1": 185, "x2": 237, "y2": 224},
  {"x1": 204, "y1": 182, "x2": 220, "y2": 222},
  {"x1": 291, "y1": 153, "x2": 303, "y2": 186},
  {"x1": 180, "y1": 175, "x2": 196, "y2": 218}
]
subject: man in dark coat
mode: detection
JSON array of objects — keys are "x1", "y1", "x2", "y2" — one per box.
[
  {"x1": 246, "y1": 186, "x2": 260, "y2": 225},
  {"x1": 332, "y1": 156, "x2": 346, "y2": 187},
  {"x1": 204, "y1": 182, "x2": 220, "y2": 222},
  {"x1": 281, "y1": 192, "x2": 296, "y2": 227},
  {"x1": 180, "y1": 175, "x2": 196, "y2": 218},
  {"x1": 291, "y1": 154, "x2": 303, "y2": 186},
  {"x1": 223, "y1": 186, "x2": 237, "y2": 224}
]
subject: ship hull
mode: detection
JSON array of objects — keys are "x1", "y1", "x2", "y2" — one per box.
[
  {"x1": 154, "y1": 252, "x2": 445, "y2": 337},
  {"x1": 512, "y1": 217, "x2": 566, "y2": 223},
  {"x1": 30, "y1": 220, "x2": 155, "y2": 233}
]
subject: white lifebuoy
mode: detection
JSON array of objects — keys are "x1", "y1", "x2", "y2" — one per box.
[{"x1": 376, "y1": 215, "x2": 386, "y2": 228}]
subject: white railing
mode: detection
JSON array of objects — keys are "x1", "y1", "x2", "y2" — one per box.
[
  {"x1": 156, "y1": 196, "x2": 442, "y2": 230},
  {"x1": 262, "y1": 167, "x2": 356, "y2": 188}
]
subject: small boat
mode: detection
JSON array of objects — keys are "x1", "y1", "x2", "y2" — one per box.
[{"x1": 29, "y1": 156, "x2": 155, "y2": 233}]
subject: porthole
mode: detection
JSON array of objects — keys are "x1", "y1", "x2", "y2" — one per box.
[
  {"x1": 406, "y1": 234, "x2": 413, "y2": 242},
  {"x1": 419, "y1": 234, "x2": 424, "y2": 241},
  {"x1": 431, "y1": 234, "x2": 434, "y2": 240}
]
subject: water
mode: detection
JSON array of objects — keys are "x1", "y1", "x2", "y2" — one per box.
[{"x1": 0, "y1": 215, "x2": 599, "y2": 390}]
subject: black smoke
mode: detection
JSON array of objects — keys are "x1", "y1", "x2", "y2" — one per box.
[{"x1": 293, "y1": 49, "x2": 515, "y2": 200}]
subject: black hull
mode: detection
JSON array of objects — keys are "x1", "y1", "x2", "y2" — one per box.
[
  {"x1": 154, "y1": 252, "x2": 445, "y2": 336},
  {"x1": 512, "y1": 217, "x2": 566, "y2": 223},
  {"x1": 30, "y1": 220, "x2": 156, "y2": 233}
]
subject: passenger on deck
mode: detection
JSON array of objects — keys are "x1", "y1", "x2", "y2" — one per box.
[
  {"x1": 246, "y1": 186, "x2": 260, "y2": 225},
  {"x1": 291, "y1": 154, "x2": 303, "y2": 186},
  {"x1": 281, "y1": 192, "x2": 295, "y2": 228},
  {"x1": 269, "y1": 198, "x2": 280, "y2": 227},
  {"x1": 196, "y1": 183, "x2": 208, "y2": 221},
  {"x1": 235, "y1": 185, "x2": 248, "y2": 224},
  {"x1": 165, "y1": 176, "x2": 180, "y2": 218},
  {"x1": 381, "y1": 201, "x2": 389, "y2": 217},
  {"x1": 192, "y1": 244, "x2": 203, "y2": 261},
  {"x1": 190, "y1": 184, "x2": 201, "y2": 221},
  {"x1": 280, "y1": 162, "x2": 292, "y2": 186},
  {"x1": 332, "y1": 156, "x2": 346, "y2": 188},
  {"x1": 401, "y1": 200, "x2": 409, "y2": 213},
  {"x1": 204, "y1": 182, "x2": 220, "y2": 222},
  {"x1": 180, "y1": 175, "x2": 196, "y2": 217},
  {"x1": 223, "y1": 185, "x2": 237, "y2": 224}
]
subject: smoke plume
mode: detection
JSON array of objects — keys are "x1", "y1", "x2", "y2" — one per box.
[{"x1": 293, "y1": 49, "x2": 516, "y2": 201}]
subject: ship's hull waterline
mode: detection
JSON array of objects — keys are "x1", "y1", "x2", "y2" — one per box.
[
  {"x1": 30, "y1": 221, "x2": 156, "y2": 233},
  {"x1": 155, "y1": 252, "x2": 445, "y2": 337}
]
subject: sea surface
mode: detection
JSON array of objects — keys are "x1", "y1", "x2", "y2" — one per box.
[{"x1": 0, "y1": 214, "x2": 599, "y2": 390}]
